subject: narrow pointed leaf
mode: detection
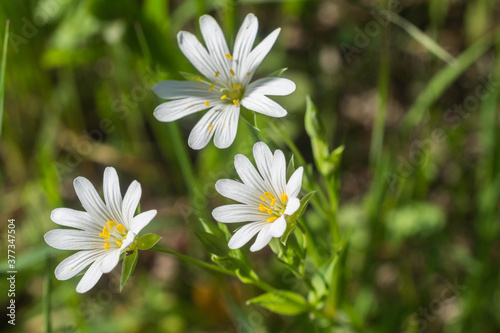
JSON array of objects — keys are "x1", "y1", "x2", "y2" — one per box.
[{"x1": 120, "y1": 249, "x2": 138, "y2": 292}]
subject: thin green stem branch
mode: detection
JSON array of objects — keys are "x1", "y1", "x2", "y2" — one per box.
[{"x1": 151, "y1": 246, "x2": 236, "y2": 276}]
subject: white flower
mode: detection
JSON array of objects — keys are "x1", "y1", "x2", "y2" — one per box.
[
  {"x1": 44, "y1": 167, "x2": 157, "y2": 293},
  {"x1": 152, "y1": 13, "x2": 296, "y2": 150},
  {"x1": 212, "y1": 142, "x2": 303, "y2": 252}
]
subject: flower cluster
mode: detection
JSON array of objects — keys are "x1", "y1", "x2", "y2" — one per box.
[{"x1": 45, "y1": 13, "x2": 304, "y2": 293}]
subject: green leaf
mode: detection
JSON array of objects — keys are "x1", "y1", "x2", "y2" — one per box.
[
  {"x1": 0, "y1": 21, "x2": 9, "y2": 137},
  {"x1": 267, "y1": 67, "x2": 288, "y2": 77},
  {"x1": 286, "y1": 154, "x2": 295, "y2": 179},
  {"x1": 199, "y1": 218, "x2": 225, "y2": 239},
  {"x1": 136, "y1": 233, "x2": 162, "y2": 250},
  {"x1": 305, "y1": 95, "x2": 326, "y2": 139},
  {"x1": 120, "y1": 249, "x2": 138, "y2": 292},
  {"x1": 194, "y1": 230, "x2": 229, "y2": 257},
  {"x1": 280, "y1": 219, "x2": 297, "y2": 245},
  {"x1": 286, "y1": 191, "x2": 316, "y2": 223},
  {"x1": 247, "y1": 290, "x2": 309, "y2": 315},
  {"x1": 240, "y1": 107, "x2": 259, "y2": 130}
]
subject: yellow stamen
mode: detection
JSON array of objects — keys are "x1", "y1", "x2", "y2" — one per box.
[
  {"x1": 196, "y1": 77, "x2": 201, "y2": 82},
  {"x1": 209, "y1": 83, "x2": 215, "y2": 91},
  {"x1": 260, "y1": 195, "x2": 266, "y2": 202},
  {"x1": 264, "y1": 192, "x2": 276, "y2": 201},
  {"x1": 247, "y1": 72, "x2": 251, "y2": 76},
  {"x1": 116, "y1": 241, "x2": 123, "y2": 246},
  {"x1": 104, "y1": 238, "x2": 109, "y2": 242},
  {"x1": 233, "y1": 99, "x2": 239, "y2": 106},
  {"x1": 107, "y1": 221, "x2": 117, "y2": 229},
  {"x1": 215, "y1": 71, "x2": 220, "y2": 77},
  {"x1": 116, "y1": 224, "x2": 126, "y2": 233},
  {"x1": 267, "y1": 216, "x2": 278, "y2": 223},
  {"x1": 267, "y1": 209, "x2": 273, "y2": 215},
  {"x1": 205, "y1": 101, "x2": 210, "y2": 107},
  {"x1": 259, "y1": 204, "x2": 268, "y2": 212},
  {"x1": 221, "y1": 95, "x2": 227, "y2": 100},
  {"x1": 270, "y1": 198, "x2": 276, "y2": 207},
  {"x1": 230, "y1": 69, "x2": 235, "y2": 76},
  {"x1": 225, "y1": 53, "x2": 232, "y2": 60},
  {"x1": 104, "y1": 243, "x2": 111, "y2": 250},
  {"x1": 281, "y1": 193, "x2": 288, "y2": 203},
  {"x1": 233, "y1": 84, "x2": 241, "y2": 89},
  {"x1": 99, "y1": 225, "x2": 110, "y2": 238}
]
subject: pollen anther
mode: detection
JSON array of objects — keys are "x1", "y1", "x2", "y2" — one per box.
[
  {"x1": 233, "y1": 99, "x2": 239, "y2": 106},
  {"x1": 104, "y1": 243, "x2": 111, "y2": 250},
  {"x1": 215, "y1": 71, "x2": 220, "y2": 77},
  {"x1": 225, "y1": 53, "x2": 232, "y2": 60},
  {"x1": 281, "y1": 193, "x2": 288, "y2": 203},
  {"x1": 267, "y1": 216, "x2": 278, "y2": 223},
  {"x1": 230, "y1": 69, "x2": 235, "y2": 76},
  {"x1": 233, "y1": 84, "x2": 241, "y2": 89},
  {"x1": 221, "y1": 95, "x2": 227, "y2": 100},
  {"x1": 209, "y1": 84, "x2": 215, "y2": 91},
  {"x1": 205, "y1": 101, "x2": 210, "y2": 107}
]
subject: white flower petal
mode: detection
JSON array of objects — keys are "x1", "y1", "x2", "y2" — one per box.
[
  {"x1": 152, "y1": 80, "x2": 214, "y2": 100},
  {"x1": 213, "y1": 104, "x2": 240, "y2": 149},
  {"x1": 187, "y1": 107, "x2": 223, "y2": 150},
  {"x1": 215, "y1": 179, "x2": 261, "y2": 205},
  {"x1": 154, "y1": 97, "x2": 219, "y2": 122},
  {"x1": 122, "y1": 180, "x2": 141, "y2": 230},
  {"x1": 234, "y1": 154, "x2": 266, "y2": 193},
  {"x1": 241, "y1": 94, "x2": 287, "y2": 118},
  {"x1": 121, "y1": 231, "x2": 136, "y2": 250},
  {"x1": 44, "y1": 229, "x2": 102, "y2": 250},
  {"x1": 286, "y1": 167, "x2": 303, "y2": 199},
  {"x1": 100, "y1": 250, "x2": 121, "y2": 274},
  {"x1": 253, "y1": 142, "x2": 274, "y2": 184},
  {"x1": 243, "y1": 28, "x2": 280, "y2": 85},
  {"x1": 50, "y1": 208, "x2": 101, "y2": 233},
  {"x1": 284, "y1": 197, "x2": 300, "y2": 216},
  {"x1": 76, "y1": 259, "x2": 104, "y2": 293},
  {"x1": 250, "y1": 225, "x2": 273, "y2": 252},
  {"x1": 228, "y1": 222, "x2": 267, "y2": 249},
  {"x1": 177, "y1": 31, "x2": 218, "y2": 80},
  {"x1": 200, "y1": 15, "x2": 231, "y2": 82},
  {"x1": 212, "y1": 204, "x2": 267, "y2": 223},
  {"x1": 271, "y1": 149, "x2": 287, "y2": 196},
  {"x1": 234, "y1": 13, "x2": 258, "y2": 82},
  {"x1": 269, "y1": 216, "x2": 287, "y2": 238},
  {"x1": 103, "y1": 167, "x2": 123, "y2": 224},
  {"x1": 74, "y1": 176, "x2": 111, "y2": 224},
  {"x1": 130, "y1": 209, "x2": 157, "y2": 234},
  {"x1": 55, "y1": 250, "x2": 104, "y2": 281},
  {"x1": 246, "y1": 77, "x2": 296, "y2": 96}
]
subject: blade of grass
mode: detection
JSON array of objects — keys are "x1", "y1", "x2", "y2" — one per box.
[
  {"x1": 0, "y1": 20, "x2": 9, "y2": 137},
  {"x1": 390, "y1": 13, "x2": 456, "y2": 65},
  {"x1": 402, "y1": 25, "x2": 500, "y2": 130}
]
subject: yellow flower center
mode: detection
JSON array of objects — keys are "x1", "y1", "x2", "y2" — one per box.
[
  {"x1": 99, "y1": 221, "x2": 128, "y2": 250},
  {"x1": 259, "y1": 192, "x2": 288, "y2": 222}
]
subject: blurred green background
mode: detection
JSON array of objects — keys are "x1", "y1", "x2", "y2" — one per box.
[{"x1": 1, "y1": 0, "x2": 500, "y2": 332}]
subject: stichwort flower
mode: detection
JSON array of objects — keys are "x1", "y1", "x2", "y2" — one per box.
[
  {"x1": 44, "y1": 167, "x2": 157, "y2": 293},
  {"x1": 212, "y1": 142, "x2": 303, "y2": 251},
  {"x1": 152, "y1": 13, "x2": 296, "y2": 150}
]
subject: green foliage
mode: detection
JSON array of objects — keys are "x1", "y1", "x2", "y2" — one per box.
[
  {"x1": 120, "y1": 249, "x2": 138, "y2": 292},
  {"x1": 136, "y1": 233, "x2": 163, "y2": 250},
  {"x1": 247, "y1": 290, "x2": 309, "y2": 315}
]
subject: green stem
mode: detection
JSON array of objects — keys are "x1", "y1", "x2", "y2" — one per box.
[
  {"x1": 44, "y1": 255, "x2": 52, "y2": 333},
  {"x1": 151, "y1": 246, "x2": 235, "y2": 276}
]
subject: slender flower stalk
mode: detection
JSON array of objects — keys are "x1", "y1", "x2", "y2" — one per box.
[
  {"x1": 152, "y1": 13, "x2": 296, "y2": 149},
  {"x1": 44, "y1": 167, "x2": 157, "y2": 293},
  {"x1": 213, "y1": 142, "x2": 303, "y2": 251}
]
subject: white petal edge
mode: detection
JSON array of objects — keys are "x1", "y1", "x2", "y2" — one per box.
[
  {"x1": 122, "y1": 180, "x2": 141, "y2": 230},
  {"x1": 228, "y1": 221, "x2": 267, "y2": 249},
  {"x1": 73, "y1": 176, "x2": 110, "y2": 224},
  {"x1": 284, "y1": 197, "x2": 300, "y2": 216},
  {"x1": 44, "y1": 229, "x2": 102, "y2": 250},
  {"x1": 188, "y1": 107, "x2": 223, "y2": 150},
  {"x1": 130, "y1": 209, "x2": 157, "y2": 234},
  {"x1": 76, "y1": 259, "x2": 104, "y2": 293},
  {"x1": 213, "y1": 104, "x2": 240, "y2": 149},
  {"x1": 154, "y1": 97, "x2": 219, "y2": 122},
  {"x1": 212, "y1": 204, "x2": 267, "y2": 223},
  {"x1": 250, "y1": 225, "x2": 273, "y2": 252},
  {"x1": 241, "y1": 94, "x2": 287, "y2": 118},
  {"x1": 215, "y1": 179, "x2": 261, "y2": 205},
  {"x1": 177, "y1": 31, "x2": 218, "y2": 80},
  {"x1": 286, "y1": 167, "x2": 303, "y2": 199},
  {"x1": 246, "y1": 77, "x2": 296, "y2": 96},
  {"x1": 269, "y1": 216, "x2": 287, "y2": 238},
  {"x1": 152, "y1": 80, "x2": 215, "y2": 100},
  {"x1": 103, "y1": 167, "x2": 123, "y2": 224},
  {"x1": 253, "y1": 142, "x2": 274, "y2": 184},
  {"x1": 50, "y1": 208, "x2": 101, "y2": 233},
  {"x1": 100, "y1": 250, "x2": 121, "y2": 274},
  {"x1": 234, "y1": 154, "x2": 266, "y2": 193},
  {"x1": 54, "y1": 250, "x2": 104, "y2": 281}
]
